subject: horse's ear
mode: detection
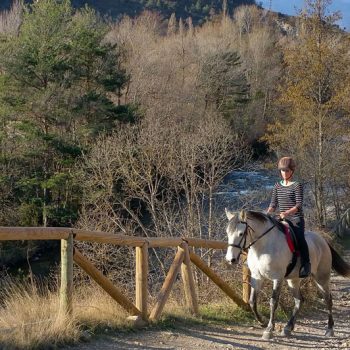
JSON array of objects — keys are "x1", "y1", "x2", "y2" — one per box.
[
  {"x1": 239, "y1": 210, "x2": 246, "y2": 221},
  {"x1": 225, "y1": 208, "x2": 235, "y2": 220}
]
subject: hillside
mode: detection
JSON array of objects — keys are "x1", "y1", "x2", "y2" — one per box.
[{"x1": 1, "y1": 0, "x2": 256, "y2": 23}]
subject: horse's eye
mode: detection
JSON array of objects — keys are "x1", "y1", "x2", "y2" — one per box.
[{"x1": 239, "y1": 233, "x2": 243, "y2": 237}]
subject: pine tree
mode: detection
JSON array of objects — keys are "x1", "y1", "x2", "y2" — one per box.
[
  {"x1": 200, "y1": 50, "x2": 249, "y2": 122},
  {"x1": 0, "y1": 0, "x2": 131, "y2": 227}
]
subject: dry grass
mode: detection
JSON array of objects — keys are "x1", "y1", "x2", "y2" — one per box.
[
  {"x1": 0, "y1": 280, "x2": 132, "y2": 350},
  {"x1": 0, "y1": 281, "x2": 80, "y2": 350},
  {"x1": 73, "y1": 283, "x2": 129, "y2": 330},
  {"x1": 0, "y1": 270, "x2": 322, "y2": 349},
  {"x1": 0, "y1": 274, "x2": 251, "y2": 349}
]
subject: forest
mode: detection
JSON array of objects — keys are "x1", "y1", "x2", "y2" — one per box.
[
  {"x1": 1, "y1": 0, "x2": 257, "y2": 23},
  {"x1": 0, "y1": 0, "x2": 349, "y2": 235},
  {"x1": 0, "y1": 0, "x2": 350, "y2": 347},
  {"x1": 0, "y1": 0, "x2": 349, "y2": 270}
]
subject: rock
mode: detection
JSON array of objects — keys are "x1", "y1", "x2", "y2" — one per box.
[
  {"x1": 126, "y1": 315, "x2": 148, "y2": 328},
  {"x1": 80, "y1": 330, "x2": 92, "y2": 342}
]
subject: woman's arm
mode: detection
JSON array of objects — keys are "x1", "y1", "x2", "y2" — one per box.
[
  {"x1": 267, "y1": 185, "x2": 278, "y2": 213},
  {"x1": 267, "y1": 206, "x2": 275, "y2": 213}
]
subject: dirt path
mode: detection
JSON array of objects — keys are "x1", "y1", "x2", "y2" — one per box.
[{"x1": 69, "y1": 271, "x2": 350, "y2": 350}]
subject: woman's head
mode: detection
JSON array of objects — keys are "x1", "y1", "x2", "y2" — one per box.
[
  {"x1": 278, "y1": 157, "x2": 296, "y2": 180},
  {"x1": 278, "y1": 157, "x2": 296, "y2": 171}
]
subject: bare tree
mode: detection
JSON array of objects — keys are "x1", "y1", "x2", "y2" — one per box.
[
  {"x1": 167, "y1": 12, "x2": 177, "y2": 36},
  {"x1": 234, "y1": 5, "x2": 261, "y2": 40},
  {"x1": 0, "y1": 0, "x2": 22, "y2": 35}
]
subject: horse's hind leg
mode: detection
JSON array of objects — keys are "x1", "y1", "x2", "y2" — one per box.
[
  {"x1": 281, "y1": 278, "x2": 302, "y2": 337},
  {"x1": 315, "y1": 277, "x2": 334, "y2": 337},
  {"x1": 262, "y1": 279, "x2": 282, "y2": 340}
]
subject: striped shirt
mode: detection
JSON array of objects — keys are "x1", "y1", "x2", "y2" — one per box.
[{"x1": 269, "y1": 181, "x2": 304, "y2": 218}]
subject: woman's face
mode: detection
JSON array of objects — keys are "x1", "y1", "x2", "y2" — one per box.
[{"x1": 280, "y1": 168, "x2": 293, "y2": 180}]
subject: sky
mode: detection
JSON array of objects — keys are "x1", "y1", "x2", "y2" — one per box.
[{"x1": 258, "y1": 0, "x2": 350, "y2": 31}]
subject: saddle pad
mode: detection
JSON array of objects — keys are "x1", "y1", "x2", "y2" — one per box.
[{"x1": 283, "y1": 222, "x2": 300, "y2": 256}]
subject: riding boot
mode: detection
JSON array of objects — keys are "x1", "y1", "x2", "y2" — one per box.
[
  {"x1": 291, "y1": 217, "x2": 311, "y2": 278},
  {"x1": 299, "y1": 261, "x2": 311, "y2": 278},
  {"x1": 299, "y1": 239, "x2": 311, "y2": 278}
]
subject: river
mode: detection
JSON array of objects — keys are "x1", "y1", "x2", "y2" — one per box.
[{"x1": 214, "y1": 168, "x2": 279, "y2": 212}]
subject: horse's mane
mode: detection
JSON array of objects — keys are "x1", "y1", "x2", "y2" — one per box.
[{"x1": 244, "y1": 210, "x2": 285, "y2": 232}]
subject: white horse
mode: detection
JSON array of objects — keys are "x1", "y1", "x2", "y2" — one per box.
[{"x1": 225, "y1": 209, "x2": 350, "y2": 340}]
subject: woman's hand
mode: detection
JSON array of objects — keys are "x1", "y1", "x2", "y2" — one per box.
[
  {"x1": 280, "y1": 212, "x2": 288, "y2": 219},
  {"x1": 267, "y1": 207, "x2": 275, "y2": 214},
  {"x1": 281, "y1": 207, "x2": 298, "y2": 219}
]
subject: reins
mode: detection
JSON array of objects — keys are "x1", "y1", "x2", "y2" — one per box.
[
  {"x1": 245, "y1": 223, "x2": 276, "y2": 249},
  {"x1": 228, "y1": 219, "x2": 276, "y2": 255}
]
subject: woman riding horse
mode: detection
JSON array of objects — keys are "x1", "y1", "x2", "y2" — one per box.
[
  {"x1": 267, "y1": 156, "x2": 311, "y2": 278},
  {"x1": 225, "y1": 209, "x2": 350, "y2": 340}
]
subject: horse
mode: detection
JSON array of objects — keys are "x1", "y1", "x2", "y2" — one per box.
[{"x1": 225, "y1": 208, "x2": 350, "y2": 340}]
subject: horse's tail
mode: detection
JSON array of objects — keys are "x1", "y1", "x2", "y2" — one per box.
[{"x1": 328, "y1": 243, "x2": 350, "y2": 277}]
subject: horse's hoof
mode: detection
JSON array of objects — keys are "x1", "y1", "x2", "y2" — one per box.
[
  {"x1": 281, "y1": 327, "x2": 291, "y2": 337},
  {"x1": 262, "y1": 331, "x2": 273, "y2": 340},
  {"x1": 325, "y1": 329, "x2": 334, "y2": 337}
]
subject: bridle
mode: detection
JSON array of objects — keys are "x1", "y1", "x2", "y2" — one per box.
[
  {"x1": 228, "y1": 221, "x2": 251, "y2": 251},
  {"x1": 227, "y1": 219, "x2": 276, "y2": 259}
]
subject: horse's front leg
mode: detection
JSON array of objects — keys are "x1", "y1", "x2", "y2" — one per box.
[
  {"x1": 249, "y1": 276, "x2": 266, "y2": 327},
  {"x1": 262, "y1": 279, "x2": 282, "y2": 340}
]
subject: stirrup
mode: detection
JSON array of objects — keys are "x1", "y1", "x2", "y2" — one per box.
[{"x1": 299, "y1": 262, "x2": 311, "y2": 278}]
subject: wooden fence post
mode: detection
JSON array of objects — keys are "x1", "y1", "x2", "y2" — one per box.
[
  {"x1": 241, "y1": 252, "x2": 251, "y2": 304},
  {"x1": 59, "y1": 231, "x2": 73, "y2": 315},
  {"x1": 189, "y1": 252, "x2": 250, "y2": 311},
  {"x1": 180, "y1": 242, "x2": 199, "y2": 315},
  {"x1": 136, "y1": 242, "x2": 149, "y2": 320}
]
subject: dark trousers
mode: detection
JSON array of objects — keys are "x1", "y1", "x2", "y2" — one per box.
[{"x1": 289, "y1": 217, "x2": 310, "y2": 264}]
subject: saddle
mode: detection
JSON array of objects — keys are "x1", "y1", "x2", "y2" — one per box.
[{"x1": 281, "y1": 220, "x2": 300, "y2": 277}]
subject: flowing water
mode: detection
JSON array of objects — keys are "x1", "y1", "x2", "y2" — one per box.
[{"x1": 214, "y1": 168, "x2": 279, "y2": 212}]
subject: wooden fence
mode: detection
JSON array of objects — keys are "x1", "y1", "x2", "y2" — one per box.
[{"x1": 0, "y1": 227, "x2": 251, "y2": 322}]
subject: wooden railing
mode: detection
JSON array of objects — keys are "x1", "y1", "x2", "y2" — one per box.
[{"x1": 0, "y1": 227, "x2": 251, "y2": 323}]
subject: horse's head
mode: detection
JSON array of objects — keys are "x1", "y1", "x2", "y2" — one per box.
[
  {"x1": 225, "y1": 209, "x2": 274, "y2": 264},
  {"x1": 225, "y1": 208, "x2": 248, "y2": 264}
]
